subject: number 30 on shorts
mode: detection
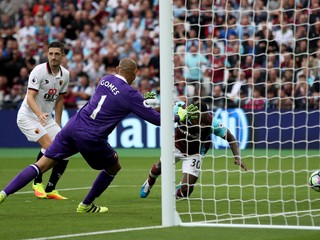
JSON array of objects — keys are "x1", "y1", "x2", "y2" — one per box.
[{"x1": 191, "y1": 159, "x2": 201, "y2": 169}]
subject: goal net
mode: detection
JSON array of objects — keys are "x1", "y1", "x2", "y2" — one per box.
[{"x1": 160, "y1": 0, "x2": 320, "y2": 230}]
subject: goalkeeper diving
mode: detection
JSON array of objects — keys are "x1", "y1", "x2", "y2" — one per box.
[{"x1": 140, "y1": 97, "x2": 248, "y2": 199}]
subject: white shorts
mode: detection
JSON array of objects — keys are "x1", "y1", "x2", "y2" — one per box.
[
  {"x1": 174, "y1": 148, "x2": 202, "y2": 178},
  {"x1": 17, "y1": 114, "x2": 61, "y2": 142}
]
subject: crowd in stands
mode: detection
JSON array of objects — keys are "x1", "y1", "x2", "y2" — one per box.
[{"x1": 0, "y1": 0, "x2": 319, "y2": 111}]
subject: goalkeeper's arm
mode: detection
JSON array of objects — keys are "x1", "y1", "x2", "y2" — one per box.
[
  {"x1": 143, "y1": 96, "x2": 198, "y2": 122},
  {"x1": 225, "y1": 129, "x2": 248, "y2": 171},
  {"x1": 143, "y1": 92, "x2": 160, "y2": 112}
]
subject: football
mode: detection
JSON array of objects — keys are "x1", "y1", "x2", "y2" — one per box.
[{"x1": 309, "y1": 170, "x2": 320, "y2": 192}]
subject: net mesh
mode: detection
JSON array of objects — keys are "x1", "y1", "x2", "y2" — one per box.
[{"x1": 172, "y1": 0, "x2": 320, "y2": 228}]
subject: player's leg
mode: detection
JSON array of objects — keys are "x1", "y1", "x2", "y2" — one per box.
[
  {"x1": 45, "y1": 159, "x2": 69, "y2": 199},
  {"x1": 77, "y1": 159, "x2": 120, "y2": 213},
  {"x1": 0, "y1": 156, "x2": 57, "y2": 205},
  {"x1": 176, "y1": 154, "x2": 202, "y2": 199},
  {"x1": 40, "y1": 123, "x2": 69, "y2": 200},
  {"x1": 77, "y1": 142, "x2": 119, "y2": 213},
  {"x1": 17, "y1": 116, "x2": 50, "y2": 198},
  {"x1": 33, "y1": 132, "x2": 52, "y2": 198},
  {"x1": 140, "y1": 160, "x2": 161, "y2": 198},
  {"x1": 176, "y1": 173, "x2": 198, "y2": 198},
  {"x1": 33, "y1": 150, "x2": 44, "y2": 185}
]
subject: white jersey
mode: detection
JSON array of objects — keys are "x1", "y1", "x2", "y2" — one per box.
[{"x1": 19, "y1": 62, "x2": 70, "y2": 120}]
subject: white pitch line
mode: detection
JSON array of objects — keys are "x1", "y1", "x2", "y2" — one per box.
[
  {"x1": 22, "y1": 225, "x2": 165, "y2": 240},
  {"x1": 14, "y1": 185, "x2": 151, "y2": 195}
]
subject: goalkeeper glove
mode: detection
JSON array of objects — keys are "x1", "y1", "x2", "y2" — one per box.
[
  {"x1": 143, "y1": 92, "x2": 156, "y2": 100},
  {"x1": 173, "y1": 101, "x2": 186, "y2": 115},
  {"x1": 177, "y1": 104, "x2": 198, "y2": 122}
]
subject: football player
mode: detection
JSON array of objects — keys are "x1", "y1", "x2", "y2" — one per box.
[
  {"x1": 17, "y1": 41, "x2": 70, "y2": 200},
  {"x1": 140, "y1": 101, "x2": 248, "y2": 199}
]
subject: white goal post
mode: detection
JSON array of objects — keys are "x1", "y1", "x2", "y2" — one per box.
[{"x1": 160, "y1": 0, "x2": 320, "y2": 230}]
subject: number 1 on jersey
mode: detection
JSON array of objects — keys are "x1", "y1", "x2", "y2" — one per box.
[{"x1": 90, "y1": 95, "x2": 107, "y2": 119}]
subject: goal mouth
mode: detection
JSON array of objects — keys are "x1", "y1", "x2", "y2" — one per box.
[{"x1": 159, "y1": 0, "x2": 320, "y2": 230}]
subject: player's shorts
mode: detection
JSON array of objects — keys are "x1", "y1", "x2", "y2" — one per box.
[
  {"x1": 45, "y1": 125, "x2": 118, "y2": 170},
  {"x1": 17, "y1": 114, "x2": 61, "y2": 142},
  {"x1": 174, "y1": 148, "x2": 202, "y2": 178}
]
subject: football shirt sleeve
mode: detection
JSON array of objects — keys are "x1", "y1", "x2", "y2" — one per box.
[
  {"x1": 127, "y1": 88, "x2": 161, "y2": 126},
  {"x1": 212, "y1": 118, "x2": 227, "y2": 138},
  {"x1": 27, "y1": 67, "x2": 42, "y2": 91}
]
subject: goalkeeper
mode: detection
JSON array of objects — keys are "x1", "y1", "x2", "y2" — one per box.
[{"x1": 140, "y1": 99, "x2": 248, "y2": 199}]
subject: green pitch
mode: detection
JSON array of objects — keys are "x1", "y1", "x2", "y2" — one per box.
[{"x1": 0, "y1": 148, "x2": 319, "y2": 240}]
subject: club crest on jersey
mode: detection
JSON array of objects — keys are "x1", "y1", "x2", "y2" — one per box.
[
  {"x1": 59, "y1": 80, "x2": 63, "y2": 86},
  {"x1": 45, "y1": 79, "x2": 49, "y2": 84},
  {"x1": 31, "y1": 77, "x2": 38, "y2": 84}
]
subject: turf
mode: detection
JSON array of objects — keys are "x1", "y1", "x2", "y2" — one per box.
[{"x1": 0, "y1": 148, "x2": 319, "y2": 240}]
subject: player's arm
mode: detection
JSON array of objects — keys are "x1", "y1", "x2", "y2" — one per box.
[
  {"x1": 225, "y1": 129, "x2": 248, "y2": 172},
  {"x1": 143, "y1": 93, "x2": 197, "y2": 119},
  {"x1": 26, "y1": 89, "x2": 48, "y2": 126},
  {"x1": 211, "y1": 119, "x2": 248, "y2": 171},
  {"x1": 54, "y1": 95, "x2": 64, "y2": 127},
  {"x1": 143, "y1": 92, "x2": 160, "y2": 112},
  {"x1": 131, "y1": 91, "x2": 197, "y2": 125}
]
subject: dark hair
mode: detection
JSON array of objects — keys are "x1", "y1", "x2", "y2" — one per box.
[
  {"x1": 194, "y1": 101, "x2": 208, "y2": 112},
  {"x1": 48, "y1": 41, "x2": 65, "y2": 54},
  {"x1": 78, "y1": 71, "x2": 89, "y2": 80}
]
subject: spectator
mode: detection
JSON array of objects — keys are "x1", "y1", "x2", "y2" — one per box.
[
  {"x1": 32, "y1": 0, "x2": 50, "y2": 17},
  {"x1": 0, "y1": 0, "x2": 317, "y2": 112},
  {"x1": 49, "y1": 15, "x2": 63, "y2": 42},
  {"x1": 60, "y1": 6, "x2": 76, "y2": 41},
  {"x1": 2, "y1": 84, "x2": 23, "y2": 109},
  {"x1": 12, "y1": 66, "x2": 29, "y2": 87},
  {"x1": 294, "y1": 74, "x2": 312, "y2": 109},
  {"x1": 90, "y1": 0, "x2": 109, "y2": 27},
  {"x1": 18, "y1": 17, "x2": 36, "y2": 52},
  {"x1": 266, "y1": 88, "x2": 278, "y2": 109},
  {"x1": 207, "y1": 44, "x2": 226, "y2": 86},
  {"x1": 72, "y1": 72, "x2": 94, "y2": 109},
  {"x1": 205, "y1": 84, "x2": 226, "y2": 110},
  {"x1": 126, "y1": 17, "x2": 144, "y2": 40},
  {"x1": 85, "y1": 56, "x2": 105, "y2": 87},
  {"x1": 183, "y1": 45, "x2": 209, "y2": 97},
  {"x1": 274, "y1": 21, "x2": 294, "y2": 49},
  {"x1": 148, "y1": 45, "x2": 160, "y2": 79},
  {"x1": 0, "y1": 75, "x2": 9, "y2": 107},
  {"x1": 226, "y1": 70, "x2": 246, "y2": 107},
  {"x1": 173, "y1": 0, "x2": 186, "y2": 19},
  {"x1": 236, "y1": 15, "x2": 255, "y2": 40},
  {"x1": 278, "y1": 86, "x2": 294, "y2": 110},
  {"x1": 63, "y1": 86, "x2": 77, "y2": 109},
  {"x1": 242, "y1": 87, "x2": 265, "y2": 111},
  {"x1": 0, "y1": 13, "x2": 15, "y2": 30}
]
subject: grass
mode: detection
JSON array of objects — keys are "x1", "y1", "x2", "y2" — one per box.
[{"x1": 0, "y1": 148, "x2": 319, "y2": 240}]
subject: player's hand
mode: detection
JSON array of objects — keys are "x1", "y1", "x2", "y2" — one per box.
[
  {"x1": 186, "y1": 104, "x2": 198, "y2": 120},
  {"x1": 234, "y1": 158, "x2": 248, "y2": 172},
  {"x1": 177, "y1": 104, "x2": 198, "y2": 122},
  {"x1": 143, "y1": 92, "x2": 156, "y2": 100},
  {"x1": 38, "y1": 113, "x2": 49, "y2": 126}
]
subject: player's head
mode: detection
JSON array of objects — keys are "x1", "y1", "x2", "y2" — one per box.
[
  {"x1": 116, "y1": 58, "x2": 138, "y2": 85},
  {"x1": 194, "y1": 101, "x2": 208, "y2": 113},
  {"x1": 47, "y1": 41, "x2": 65, "y2": 68},
  {"x1": 188, "y1": 101, "x2": 209, "y2": 125}
]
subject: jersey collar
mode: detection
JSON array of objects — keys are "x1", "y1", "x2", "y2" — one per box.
[
  {"x1": 115, "y1": 74, "x2": 128, "y2": 83},
  {"x1": 46, "y1": 62, "x2": 62, "y2": 76}
]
